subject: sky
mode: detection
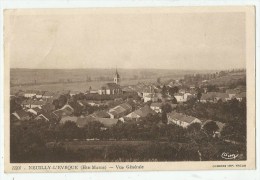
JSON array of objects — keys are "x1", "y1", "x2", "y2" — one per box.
[{"x1": 5, "y1": 8, "x2": 246, "y2": 70}]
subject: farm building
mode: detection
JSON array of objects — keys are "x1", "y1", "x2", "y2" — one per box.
[
  {"x1": 126, "y1": 105, "x2": 156, "y2": 120},
  {"x1": 167, "y1": 111, "x2": 201, "y2": 128},
  {"x1": 108, "y1": 103, "x2": 132, "y2": 119}
]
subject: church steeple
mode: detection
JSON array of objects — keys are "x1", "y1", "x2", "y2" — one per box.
[{"x1": 114, "y1": 68, "x2": 120, "y2": 84}]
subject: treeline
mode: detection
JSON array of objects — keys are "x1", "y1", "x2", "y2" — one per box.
[{"x1": 11, "y1": 111, "x2": 246, "y2": 162}]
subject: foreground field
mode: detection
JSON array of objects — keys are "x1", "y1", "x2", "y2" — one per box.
[
  {"x1": 47, "y1": 140, "x2": 154, "y2": 151},
  {"x1": 42, "y1": 140, "x2": 246, "y2": 162}
]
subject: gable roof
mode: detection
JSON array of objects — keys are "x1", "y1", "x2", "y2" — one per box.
[
  {"x1": 53, "y1": 105, "x2": 74, "y2": 118},
  {"x1": 36, "y1": 112, "x2": 53, "y2": 121},
  {"x1": 60, "y1": 104, "x2": 74, "y2": 111},
  {"x1": 93, "y1": 110, "x2": 110, "y2": 118},
  {"x1": 168, "y1": 111, "x2": 199, "y2": 124},
  {"x1": 13, "y1": 109, "x2": 30, "y2": 119},
  {"x1": 120, "y1": 103, "x2": 132, "y2": 111},
  {"x1": 109, "y1": 103, "x2": 132, "y2": 116},
  {"x1": 132, "y1": 105, "x2": 156, "y2": 118},
  {"x1": 109, "y1": 106, "x2": 126, "y2": 116}
]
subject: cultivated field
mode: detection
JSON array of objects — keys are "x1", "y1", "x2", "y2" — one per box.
[
  {"x1": 10, "y1": 68, "x2": 213, "y2": 92},
  {"x1": 10, "y1": 78, "x2": 157, "y2": 92}
]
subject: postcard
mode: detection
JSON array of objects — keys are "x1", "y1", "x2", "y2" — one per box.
[{"x1": 4, "y1": 6, "x2": 255, "y2": 172}]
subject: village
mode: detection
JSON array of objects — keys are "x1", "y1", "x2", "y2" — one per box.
[
  {"x1": 9, "y1": 68, "x2": 247, "y2": 162},
  {"x1": 10, "y1": 68, "x2": 246, "y2": 137}
]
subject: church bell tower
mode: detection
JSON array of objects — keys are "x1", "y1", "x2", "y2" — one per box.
[{"x1": 114, "y1": 68, "x2": 120, "y2": 84}]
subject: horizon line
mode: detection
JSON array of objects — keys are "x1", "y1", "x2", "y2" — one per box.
[{"x1": 10, "y1": 67, "x2": 246, "y2": 71}]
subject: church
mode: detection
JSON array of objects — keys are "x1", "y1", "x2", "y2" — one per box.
[{"x1": 98, "y1": 69, "x2": 122, "y2": 95}]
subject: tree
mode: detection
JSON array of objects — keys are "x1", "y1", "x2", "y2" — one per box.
[
  {"x1": 168, "y1": 87, "x2": 179, "y2": 97},
  {"x1": 203, "y1": 121, "x2": 219, "y2": 136},
  {"x1": 221, "y1": 120, "x2": 246, "y2": 142},
  {"x1": 59, "y1": 121, "x2": 83, "y2": 140},
  {"x1": 161, "y1": 85, "x2": 167, "y2": 98},
  {"x1": 84, "y1": 121, "x2": 104, "y2": 139},
  {"x1": 196, "y1": 88, "x2": 202, "y2": 102},
  {"x1": 10, "y1": 98, "x2": 22, "y2": 113},
  {"x1": 161, "y1": 111, "x2": 168, "y2": 124},
  {"x1": 162, "y1": 103, "x2": 172, "y2": 113},
  {"x1": 53, "y1": 95, "x2": 68, "y2": 109}
]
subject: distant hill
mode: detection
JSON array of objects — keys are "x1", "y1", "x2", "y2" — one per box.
[
  {"x1": 208, "y1": 72, "x2": 246, "y2": 86},
  {"x1": 10, "y1": 68, "x2": 215, "y2": 86}
]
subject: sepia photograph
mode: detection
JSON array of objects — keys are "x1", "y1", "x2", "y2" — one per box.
[{"x1": 3, "y1": 6, "x2": 256, "y2": 172}]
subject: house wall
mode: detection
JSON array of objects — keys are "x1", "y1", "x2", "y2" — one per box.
[
  {"x1": 175, "y1": 95, "x2": 184, "y2": 102},
  {"x1": 106, "y1": 89, "x2": 111, "y2": 95},
  {"x1": 24, "y1": 93, "x2": 36, "y2": 98},
  {"x1": 151, "y1": 106, "x2": 162, "y2": 113},
  {"x1": 42, "y1": 95, "x2": 53, "y2": 99},
  {"x1": 98, "y1": 89, "x2": 106, "y2": 95},
  {"x1": 36, "y1": 95, "x2": 43, "y2": 98}
]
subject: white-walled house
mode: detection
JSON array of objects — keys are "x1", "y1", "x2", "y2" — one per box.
[
  {"x1": 150, "y1": 103, "x2": 163, "y2": 113},
  {"x1": 24, "y1": 90, "x2": 37, "y2": 98},
  {"x1": 167, "y1": 111, "x2": 201, "y2": 128},
  {"x1": 143, "y1": 93, "x2": 158, "y2": 103},
  {"x1": 174, "y1": 93, "x2": 185, "y2": 102}
]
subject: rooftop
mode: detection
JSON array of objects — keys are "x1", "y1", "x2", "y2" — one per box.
[
  {"x1": 132, "y1": 105, "x2": 156, "y2": 118},
  {"x1": 168, "y1": 111, "x2": 199, "y2": 124}
]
